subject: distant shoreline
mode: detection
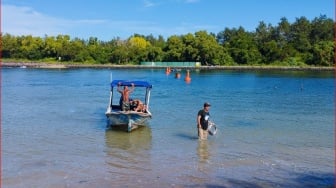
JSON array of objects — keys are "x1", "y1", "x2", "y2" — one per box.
[{"x1": 1, "y1": 62, "x2": 334, "y2": 71}]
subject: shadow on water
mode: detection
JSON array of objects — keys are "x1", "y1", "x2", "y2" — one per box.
[
  {"x1": 292, "y1": 172, "x2": 334, "y2": 188},
  {"x1": 187, "y1": 172, "x2": 334, "y2": 188},
  {"x1": 175, "y1": 132, "x2": 198, "y2": 140}
]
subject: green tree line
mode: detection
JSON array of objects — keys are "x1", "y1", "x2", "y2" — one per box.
[{"x1": 1, "y1": 15, "x2": 334, "y2": 66}]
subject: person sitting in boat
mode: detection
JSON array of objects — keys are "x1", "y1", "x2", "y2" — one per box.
[
  {"x1": 117, "y1": 82, "x2": 135, "y2": 111},
  {"x1": 131, "y1": 99, "x2": 146, "y2": 112}
]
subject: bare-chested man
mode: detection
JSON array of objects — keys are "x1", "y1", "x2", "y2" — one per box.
[{"x1": 117, "y1": 82, "x2": 135, "y2": 111}]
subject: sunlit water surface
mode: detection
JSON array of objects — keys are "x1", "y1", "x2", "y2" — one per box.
[{"x1": 2, "y1": 68, "x2": 334, "y2": 187}]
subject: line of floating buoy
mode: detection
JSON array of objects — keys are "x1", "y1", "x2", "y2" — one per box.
[
  {"x1": 184, "y1": 69, "x2": 191, "y2": 83},
  {"x1": 164, "y1": 68, "x2": 191, "y2": 83}
]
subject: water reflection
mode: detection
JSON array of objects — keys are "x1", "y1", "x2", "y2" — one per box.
[
  {"x1": 197, "y1": 140, "x2": 210, "y2": 163},
  {"x1": 104, "y1": 126, "x2": 152, "y2": 174},
  {"x1": 105, "y1": 126, "x2": 152, "y2": 151}
]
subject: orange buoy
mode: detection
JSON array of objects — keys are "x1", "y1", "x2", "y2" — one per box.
[{"x1": 184, "y1": 70, "x2": 191, "y2": 83}]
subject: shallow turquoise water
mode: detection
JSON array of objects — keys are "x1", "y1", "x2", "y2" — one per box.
[{"x1": 2, "y1": 68, "x2": 334, "y2": 187}]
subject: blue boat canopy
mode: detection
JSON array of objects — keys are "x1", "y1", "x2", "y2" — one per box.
[{"x1": 111, "y1": 80, "x2": 152, "y2": 88}]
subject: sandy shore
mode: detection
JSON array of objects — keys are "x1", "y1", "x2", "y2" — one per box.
[{"x1": 1, "y1": 62, "x2": 334, "y2": 71}]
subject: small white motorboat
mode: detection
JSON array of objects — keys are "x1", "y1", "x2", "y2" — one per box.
[{"x1": 105, "y1": 80, "x2": 152, "y2": 132}]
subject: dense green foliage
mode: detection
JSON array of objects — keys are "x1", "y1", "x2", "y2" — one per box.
[{"x1": 1, "y1": 15, "x2": 334, "y2": 66}]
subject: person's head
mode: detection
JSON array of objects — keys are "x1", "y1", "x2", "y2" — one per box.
[
  {"x1": 203, "y1": 102, "x2": 211, "y2": 109},
  {"x1": 123, "y1": 86, "x2": 128, "y2": 90}
]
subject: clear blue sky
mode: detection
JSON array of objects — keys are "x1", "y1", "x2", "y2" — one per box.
[{"x1": 2, "y1": 0, "x2": 334, "y2": 41}]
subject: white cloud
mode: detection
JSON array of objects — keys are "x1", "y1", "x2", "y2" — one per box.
[
  {"x1": 2, "y1": 5, "x2": 61, "y2": 36},
  {"x1": 143, "y1": 0, "x2": 155, "y2": 7},
  {"x1": 1, "y1": 3, "x2": 217, "y2": 40},
  {"x1": 185, "y1": 0, "x2": 200, "y2": 3},
  {"x1": 2, "y1": 4, "x2": 107, "y2": 37}
]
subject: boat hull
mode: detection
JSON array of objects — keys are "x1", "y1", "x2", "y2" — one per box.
[{"x1": 106, "y1": 111, "x2": 152, "y2": 132}]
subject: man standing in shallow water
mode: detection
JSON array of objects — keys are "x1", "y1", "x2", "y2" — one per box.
[{"x1": 197, "y1": 102, "x2": 211, "y2": 140}]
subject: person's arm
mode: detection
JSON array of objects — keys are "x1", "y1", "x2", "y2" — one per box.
[
  {"x1": 129, "y1": 83, "x2": 135, "y2": 93},
  {"x1": 197, "y1": 114, "x2": 201, "y2": 128},
  {"x1": 117, "y1": 82, "x2": 122, "y2": 93}
]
